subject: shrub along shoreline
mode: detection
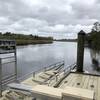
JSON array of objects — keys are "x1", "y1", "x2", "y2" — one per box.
[
  {"x1": 16, "y1": 39, "x2": 53, "y2": 45},
  {"x1": 0, "y1": 32, "x2": 53, "y2": 45}
]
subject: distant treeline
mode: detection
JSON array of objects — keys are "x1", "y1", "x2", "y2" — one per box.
[
  {"x1": 0, "y1": 32, "x2": 53, "y2": 45},
  {"x1": 55, "y1": 39, "x2": 77, "y2": 42}
]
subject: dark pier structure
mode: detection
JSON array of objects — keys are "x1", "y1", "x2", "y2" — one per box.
[
  {"x1": 76, "y1": 30, "x2": 86, "y2": 72},
  {"x1": 0, "y1": 40, "x2": 17, "y2": 97}
]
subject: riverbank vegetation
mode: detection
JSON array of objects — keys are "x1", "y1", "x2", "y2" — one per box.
[
  {"x1": 87, "y1": 22, "x2": 100, "y2": 50},
  {"x1": 0, "y1": 32, "x2": 53, "y2": 45},
  {"x1": 55, "y1": 39, "x2": 77, "y2": 42}
]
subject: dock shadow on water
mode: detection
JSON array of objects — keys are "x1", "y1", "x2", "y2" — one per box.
[{"x1": 90, "y1": 49, "x2": 100, "y2": 71}]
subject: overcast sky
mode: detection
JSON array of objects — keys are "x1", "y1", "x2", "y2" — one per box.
[{"x1": 0, "y1": 0, "x2": 99, "y2": 39}]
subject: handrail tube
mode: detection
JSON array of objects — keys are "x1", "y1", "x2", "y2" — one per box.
[
  {"x1": 48, "y1": 63, "x2": 76, "y2": 86},
  {"x1": 18, "y1": 61, "x2": 64, "y2": 81},
  {"x1": 0, "y1": 56, "x2": 15, "y2": 59}
]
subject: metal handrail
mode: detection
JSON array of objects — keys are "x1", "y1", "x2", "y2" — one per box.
[
  {"x1": 33, "y1": 62, "x2": 64, "y2": 76},
  {"x1": 33, "y1": 60, "x2": 64, "y2": 77},
  {"x1": 18, "y1": 60, "x2": 64, "y2": 81},
  {"x1": 0, "y1": 56, "x2": 15, "y2": 59},
  {"x1": 44, "y1": 61, "x2": 64, "y2": 71},
  {"x1": 63, "y1": 63, "x2": 76, "y2": 74},
  {"x1": 48, "y1": 63, "x2": 76, "y2": 86},
  {"x1": 45, "y1": 63, "x2": 64, "y2": 84}
]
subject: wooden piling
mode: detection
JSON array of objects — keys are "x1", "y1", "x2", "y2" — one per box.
[{"x1": 77, "y1": 30, "x2": 86, "y2": 72}]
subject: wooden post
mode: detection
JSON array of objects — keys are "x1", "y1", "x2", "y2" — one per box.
[{"x1": 77, "y1": 30, "x2": 86, "y2": 72}]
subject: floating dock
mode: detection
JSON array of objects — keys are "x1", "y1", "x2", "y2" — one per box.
[
  {"x1": 0, "y1": 63, "x2": 99, "y2": 100},
  {"x1": 0, "y1": 31, "x2": 100, "y2": 100}
]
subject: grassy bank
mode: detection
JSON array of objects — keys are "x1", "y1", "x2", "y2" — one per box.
[
  {"x1": 54, "y1": 39, "x2": 77, "y2": 42},
  {"x1": 16, "y1": 39, "x2": 53, "y2": 45},
  {"x1": 0, "y1": 32, "x2": 53, "y2": 45}
]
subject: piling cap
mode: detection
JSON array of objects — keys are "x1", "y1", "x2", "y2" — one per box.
[{"x1": 78, "y1": 30, "x2": 86, "y2": 35}]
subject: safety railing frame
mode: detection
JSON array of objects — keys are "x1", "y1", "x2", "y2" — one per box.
[
  {"x1": 48, "y1": 63, "x2": 76, "y2": 86},
  {"x1": 0, "y1": 39, "x2": 17, "y2": 97},
  {"x1": 18, "y1": 60, "x2": 64, "y2": 82}
]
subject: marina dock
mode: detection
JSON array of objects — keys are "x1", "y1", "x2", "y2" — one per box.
[
  {"x1": 1, "y1": 67, "x2": 99, "y2": 100},
  {"x1": 0, "y1": 31, "x2": 100, "y2": 100},
  {"x1": 59, "y1": 72, "x2": 100, "y2": 100}
]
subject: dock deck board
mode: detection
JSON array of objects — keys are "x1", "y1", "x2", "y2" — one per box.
[
  {"x1": 58, "y1": 73, "x2": 100, "y2": 100},
  {"x1": 0, "y1": 68, "x2": 100, "y2": 100},
  {"x1": 97, "y1": 78, "x2": 100, "y2": 100},
  {"x1": 59, "y1": 73, "x2": 74, "y2": 88}
]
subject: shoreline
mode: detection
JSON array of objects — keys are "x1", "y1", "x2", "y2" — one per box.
[{"x1": 16, "y1": 40, "x2": 53, "y2": 45}]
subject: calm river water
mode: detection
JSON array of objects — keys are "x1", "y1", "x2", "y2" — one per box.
[
  {"x1": 1, "y1": 41, "x2": 100, "y2": 79},
  {"x1": 16, "y1": 41, "x2": 100, "y2": 78}
]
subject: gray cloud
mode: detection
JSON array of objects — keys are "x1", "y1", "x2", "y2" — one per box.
[{"x1": 0, "y1": 0, "x2": 100, "y2": 38}]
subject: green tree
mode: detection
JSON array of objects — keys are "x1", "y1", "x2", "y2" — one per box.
[
  {"x1": 92, "y1": 22, "x2": 100, "y2": 32},
  {"x1": 87, "y1": 22, "x2": 100, "y2": 50}
]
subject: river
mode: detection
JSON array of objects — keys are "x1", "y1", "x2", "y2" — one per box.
[{"x1": 1, "y1": 41, "x2": 100, "y2": 79}]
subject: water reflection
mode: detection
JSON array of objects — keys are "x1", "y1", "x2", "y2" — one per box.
[
  {"x1": 17, "y1": 42, "x2": 77, "y2": 77},
  {"x1": 1, "y1": 42, "x2": 100, "y2": 79},
  {"x1": 90, "y1": 49, "x2": 100, "y2": 71}
]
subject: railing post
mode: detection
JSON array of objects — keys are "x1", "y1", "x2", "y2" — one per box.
[
  {"x1": 63, "y1": 61, "x2": 64, "y2": 68},
  {"x1": 0, "y1": 58, "x2": 2, "y2": 97},
  {"x1": 44, "y1": 67, "x2": 46, "y2": 72},
  {"x1": 77, "y1": 30, "x2": 86, "y2": 72},
  {"x1": 56, "y1": 74, "x2": 58, "y2": 82},
  {"x1": 33, "y1": 72, "x2": 35, "y2": 78},
  {"x1": 15, "y1": 41, "x2": 17, "y2": 82}
]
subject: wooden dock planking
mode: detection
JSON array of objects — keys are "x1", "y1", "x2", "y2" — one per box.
[
  {"x1": 80, "y1": 75, "x2": 87, "y2": 88},
  {"x1": 59, "y1": 73, "x2": 73, "y2": 88},
  {"x1": 73, "y1": 74, "x2": 83, "y2": 88},
  {"x1": 65, "y1": 74, "x2": 78, "y2": 86},
  {"x1": 93, "y1": 76, "x2": 98, "y2": 100},
  {"x1": 87, "y1": 76, "x2": 94, "y2": 90},
  {"x1": 82, "y1": 75, "x2": 90, "y2": 89},
  {"x1": 97, "y1": 77, "x2": 100, "y2": 100},
  {"x1": 68, "y1": 74, "x2": 78, "y2": 87},
  {"x1": 92, "y1": 76, "x2": 98, "y2": 91},
  {"x1": 22, "y1": 69, "x2": 66, "y2": 87},
  {"x1": 63, "y1": 74, "x2": 77, "y2": 88},
  {"x1": 58, "y1": 73, "x2": 100, "y2": 100}
]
